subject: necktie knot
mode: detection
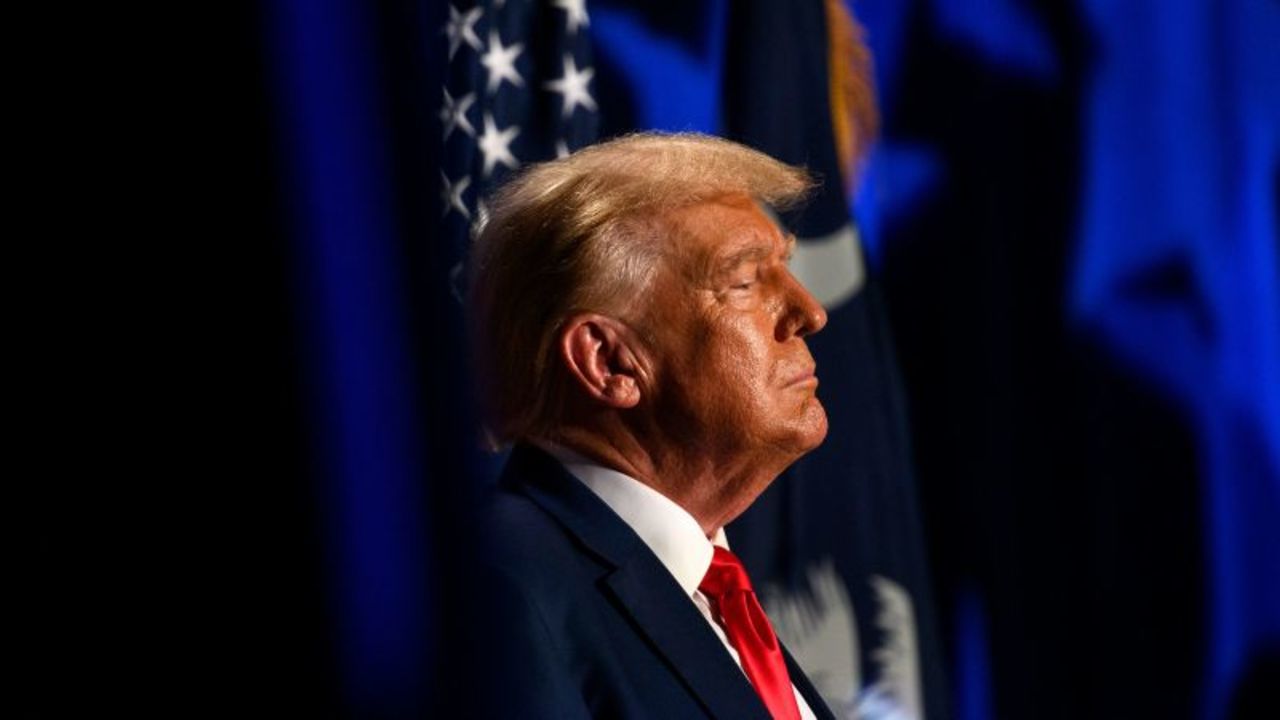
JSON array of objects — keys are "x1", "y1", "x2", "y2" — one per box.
[{"x1": 699, "y1": 546, "x2": 754, "y2": 598}]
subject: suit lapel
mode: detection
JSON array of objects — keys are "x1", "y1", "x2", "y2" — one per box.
[
  {"x1": 604, "y1": 556, "x2": 773, "y2": 720},
  {"x1": 507, "y1": 445, "x2": 772, "y2": 720}
]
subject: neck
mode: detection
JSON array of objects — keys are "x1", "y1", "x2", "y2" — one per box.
[{"x1": 545, "y1": 422, "x2": 790, "y2": 537}]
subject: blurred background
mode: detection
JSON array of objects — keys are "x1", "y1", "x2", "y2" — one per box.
[{"x1": 218, "y1": 0, "x2": 1278, "y2": 717}]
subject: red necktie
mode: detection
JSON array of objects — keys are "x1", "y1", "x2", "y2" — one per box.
[{"x1": 699, "y1": 546, "x2": 802, "y2": 720}]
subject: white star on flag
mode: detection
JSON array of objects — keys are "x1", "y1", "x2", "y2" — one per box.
[
  {"x1": 544, "y1": 55, "x2": 596, "y2": 118},
  {"x1": 440, "y1": 88, "x2": 475, "y2": 140},
  {"x1": 478, "y1": 113, "x2": 520, "y2": 177},
  {"x1": 480, "y1": 30, "x2": 524, "y2": 94},
  {"x1": 440, "y1": 171, "x2": 471, "y2": 218},
  {"x1": 553, "y1": 0, "x2": 590, "y2": 33},
  {"x1": 444, "y1": 4, "x2": 482, "y2": 60}
]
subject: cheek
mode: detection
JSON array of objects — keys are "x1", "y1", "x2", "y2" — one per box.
[{"x1": 703, "y1": 322, "x2": 775, "y2": 402}]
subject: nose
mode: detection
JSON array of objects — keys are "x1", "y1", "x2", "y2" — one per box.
[{"x1": 779, "y1": 271, "x2": 828, "y2": 340}]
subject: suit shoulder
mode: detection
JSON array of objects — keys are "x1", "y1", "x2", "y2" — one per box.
[{"x1": 478, "y1": 487, "x2": 602, "y2": 588}]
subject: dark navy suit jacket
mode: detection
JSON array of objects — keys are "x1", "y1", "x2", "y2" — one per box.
[{"x1": 474, "y1": 444, "x2": 835, "y2": 719}]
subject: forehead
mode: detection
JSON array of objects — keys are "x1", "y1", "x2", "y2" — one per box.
[{"x1": 662, "y1": 195, "x2": 788, "y2": 263}]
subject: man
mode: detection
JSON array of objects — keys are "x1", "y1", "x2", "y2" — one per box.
[{"x1": 466, "y1": 132, "x2": 835, "y2": 719}]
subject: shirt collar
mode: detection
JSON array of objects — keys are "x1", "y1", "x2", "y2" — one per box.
[{"x1": 541, "y1": 443, "x2": 728, "y2": 597}]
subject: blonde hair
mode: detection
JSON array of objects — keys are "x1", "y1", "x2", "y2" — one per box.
[{"x1": 467, "y1": 131, "x2": 814, "y2": 445}]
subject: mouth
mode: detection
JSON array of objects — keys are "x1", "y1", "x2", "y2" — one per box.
[{"x1": 784, "y1": 367, "x2": 819, "y2": 388}]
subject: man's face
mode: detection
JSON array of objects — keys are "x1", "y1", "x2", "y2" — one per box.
[{"x1": 639, "y1": 194, "x2": 829, "y2": 465}]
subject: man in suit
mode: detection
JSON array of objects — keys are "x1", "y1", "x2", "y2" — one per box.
[{"x1": 466, "y1": 132, "x2": 835, "y2": 719}]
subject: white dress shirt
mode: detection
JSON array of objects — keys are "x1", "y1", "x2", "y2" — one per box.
[{"x1": 545, "y1": 446, "x2": 819, "y2": 720}]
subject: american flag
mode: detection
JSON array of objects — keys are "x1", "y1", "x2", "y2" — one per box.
[{"x1": 439, "y1": 0, "x2": 600, "y2": 282}]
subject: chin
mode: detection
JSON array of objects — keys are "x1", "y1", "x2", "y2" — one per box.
[
  {"x1": 788, "y1": 399, "x2": 829, "y2": 454},
  {"x1": 801, "y1": 414, "x2": 829, "y2": 451}
]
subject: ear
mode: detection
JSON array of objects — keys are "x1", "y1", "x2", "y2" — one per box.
[{"x1": 558, "y1": 314, "x2": 643, "y2": 410}]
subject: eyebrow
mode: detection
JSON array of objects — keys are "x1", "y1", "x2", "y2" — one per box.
[{"x1": 711, "y1": 234, "x2": 797, "y2": 277}]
